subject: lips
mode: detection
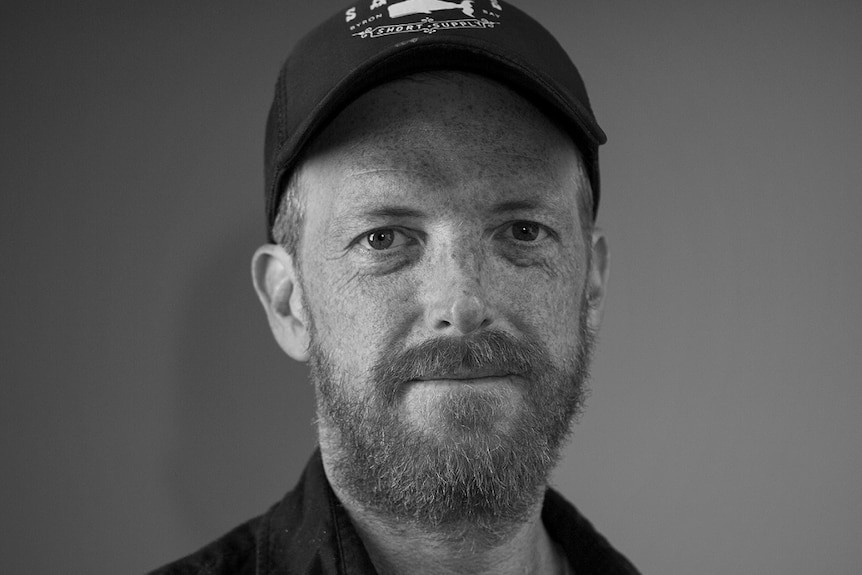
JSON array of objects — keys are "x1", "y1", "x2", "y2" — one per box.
[{"x1": 413, "y1": 368, "x2": 513, "y2": 381}]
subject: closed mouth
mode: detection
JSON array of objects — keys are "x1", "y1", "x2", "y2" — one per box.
[{"x1": 413, "y1": 369, "x2": 513, "y2": 382}]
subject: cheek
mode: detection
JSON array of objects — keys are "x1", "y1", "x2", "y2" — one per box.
[
  {"x1": 495, "y1": 256, "x2": 585, "y2": 358},
  {"x1": 303, "y1": 256, "x2": 418, "y2": 372},
  {"x1": 302, "y1": 241, "x2": 586, "y2": 369}
]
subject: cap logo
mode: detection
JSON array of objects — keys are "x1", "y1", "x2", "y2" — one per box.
[
  {"x1": 388, "y1": 0, "x2": 474, "y2": 19},
  {"x1": 347, "y1": 0, "x2": 501, "y2": 39}
]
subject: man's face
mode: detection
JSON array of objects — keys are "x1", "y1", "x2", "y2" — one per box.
[{"x1": 290, "y1": 72, "x2": 605, "y2": 532}]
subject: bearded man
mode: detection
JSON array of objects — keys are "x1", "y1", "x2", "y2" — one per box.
[{"x1": 150, "y1": 1, "x2": 639, "y2": 573}]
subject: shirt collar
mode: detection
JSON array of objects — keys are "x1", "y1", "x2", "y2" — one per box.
[
  {"x1": 255, "y1": 449, "x2": 637, "y2": 574},
  {"x1": 257, "y1": 448, "x2": 377, "y2": 574}
]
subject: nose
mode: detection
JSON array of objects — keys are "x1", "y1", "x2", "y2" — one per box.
[{"x1": 423, "y1": 242, "x2": 493, "y2": 335}]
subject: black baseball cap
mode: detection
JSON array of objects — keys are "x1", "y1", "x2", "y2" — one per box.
[{"x1": 264, "y1": 0, "x2": 607, "y2": 240}]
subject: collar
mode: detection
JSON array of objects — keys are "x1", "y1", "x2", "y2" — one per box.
[
  {"x1": 256, "y1": 449, "x2": 377, "y2": 574},
  {"x1": 254, "y1": 449, "x2": 639, "y2": 574}
]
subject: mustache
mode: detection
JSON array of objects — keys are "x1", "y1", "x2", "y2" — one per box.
[{"x1": 371, "y1": 330, "x2": 549, "y2": 399}]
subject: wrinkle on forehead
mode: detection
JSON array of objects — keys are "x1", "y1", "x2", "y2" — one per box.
[
  {"x1": 326, "y1": 161, "x2": 578, "y2": 214},
  {"x1": 344, "y1": 149, "x2": 552, "y2": 176},
  {"x1": 332, "y1": 149, "x2": 566, "y2": 186}
]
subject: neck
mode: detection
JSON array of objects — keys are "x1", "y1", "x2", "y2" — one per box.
[{"x1": 320, "y1": 450, "x2": 563, "y2": 575}]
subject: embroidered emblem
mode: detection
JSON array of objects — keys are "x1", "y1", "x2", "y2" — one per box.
[
  {"x1": 349, "y1": 0, "x2": 500, "y2": 39},
  {"x1": 353, "y1": 16, "x2": 497, "y2": 38},
  {"x1": 387, "y1": 0, "x2": 474, "y2": 19}
]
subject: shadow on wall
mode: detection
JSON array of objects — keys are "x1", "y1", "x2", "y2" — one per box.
[{"x1": 168, "y1": 218, "x2": 317, "y2": 540}]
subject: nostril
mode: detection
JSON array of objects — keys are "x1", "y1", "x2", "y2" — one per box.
[
  {"x1": 425, "y1": 279, "x2": 491, "y2": 334},
  {"x1": 450, "y1": 295, "x2": 487, "y2": 334}
]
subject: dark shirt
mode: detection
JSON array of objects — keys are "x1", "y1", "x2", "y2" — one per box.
[{"x1": 149, "y1": 450, "x2": 640, "y2": 574}]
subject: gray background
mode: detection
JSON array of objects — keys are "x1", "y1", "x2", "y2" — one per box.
[{"x1": 3, "y1": 1, "x2": 861, "y2": 573}]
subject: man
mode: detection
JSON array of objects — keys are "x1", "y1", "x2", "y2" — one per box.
[{"x1": 152, "y1": 1, "x2": 639, "y2": 573}]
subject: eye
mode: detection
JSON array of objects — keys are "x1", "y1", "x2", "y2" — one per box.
[
  {"x1": 359, "y1": 228, "x2": 412, "y2": 251},
  {"x1": 510, "y1": 221, "x2": 548, "y2": 242}
]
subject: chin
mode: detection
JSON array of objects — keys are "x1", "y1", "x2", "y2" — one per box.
[{"x1": 399, "y1": 379, "x2": 524, "y2": 436}]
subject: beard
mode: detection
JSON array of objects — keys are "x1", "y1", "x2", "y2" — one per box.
[{"x1": 308, "y1": 303, "x2": 595, "y2": 538}]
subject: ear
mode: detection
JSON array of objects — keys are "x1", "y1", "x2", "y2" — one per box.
[
  {"x1": 584, "y1": 230, "x2": 609, "y2": 333},
  {"x1": 251, "y1": 244, "x2": 310, "y2": 362}
]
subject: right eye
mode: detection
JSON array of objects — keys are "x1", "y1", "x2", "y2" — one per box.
[{"x1": 358, "y1": 228, "x2": 411, "y2": 251}]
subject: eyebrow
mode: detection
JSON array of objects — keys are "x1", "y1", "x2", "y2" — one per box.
[
  {"x1": 329, "y1": 205, "x2": 426, "y2": 234},
  {"x1": 330, "y1": 196, "x2": 559, "y2": 234},
  {"x1": 489, "y1": 199, "x2": 548, "y2": 214},
  {"x1": 356, "y1": 206, "x2": 427, "y2": 219}
]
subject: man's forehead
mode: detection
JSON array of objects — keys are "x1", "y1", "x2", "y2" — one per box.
[
  {"x1": 325, "y1": 160, "x2": 578, "y2": 205},
  {"x1": 302, "y1": 158, "x2": 584, "y2": 236}
]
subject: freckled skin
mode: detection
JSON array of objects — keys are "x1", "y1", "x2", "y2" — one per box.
[
  {"x1": 297, "y1": 74, "x2": 591, "y2": 422},
  {"x1": 256, "y1": 71, "x2": 609, "y2": 574}
]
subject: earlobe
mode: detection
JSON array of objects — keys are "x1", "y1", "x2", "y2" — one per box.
[
  {"x1": 251, "y1": 244, "x2": 311, "y2": 362},
  {"x1": 585, "y1": 231, "x2": 609, "y2": 332}
]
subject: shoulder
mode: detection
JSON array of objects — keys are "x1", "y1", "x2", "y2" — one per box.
[
  {"x1": 146, "y1": 450, "x2": 341, "y2": 575},
  {"x1": 543, "y1": 488, "x2": 641, "y2": 575},
  {"x1": 145, "y1": 515, "x2": 261, "y2": 575}
]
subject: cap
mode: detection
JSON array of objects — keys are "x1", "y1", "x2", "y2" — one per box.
[{"x1": 264, "y1": 0, "x2": 607, "y2": 240}]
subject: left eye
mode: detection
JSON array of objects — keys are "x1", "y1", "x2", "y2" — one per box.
[
  {"x1": 360, "y1": 228, "x2": 411, "y2": 251},
  {"x1": 510, "y1": 221, "x2": 547, "y2": 242}
]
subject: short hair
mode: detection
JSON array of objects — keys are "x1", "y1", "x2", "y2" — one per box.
[{"x1": 271, "y1": 168, "x2": 305, "y2": 258}]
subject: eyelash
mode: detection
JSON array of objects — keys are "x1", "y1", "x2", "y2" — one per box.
[
  {"x1": 356, "y1": 228, "x2": 417, "y2": 252},
  {"x1": 509, "y1": 221, "x2": 549, "y2": 243},
  {"x1": 353, "y1": 221, "x2": 553, "y2": 253}
]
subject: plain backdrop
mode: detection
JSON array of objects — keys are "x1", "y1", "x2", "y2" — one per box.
[{"x1": 3, "y1": 1, "x2": 861, "y2": 573}]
